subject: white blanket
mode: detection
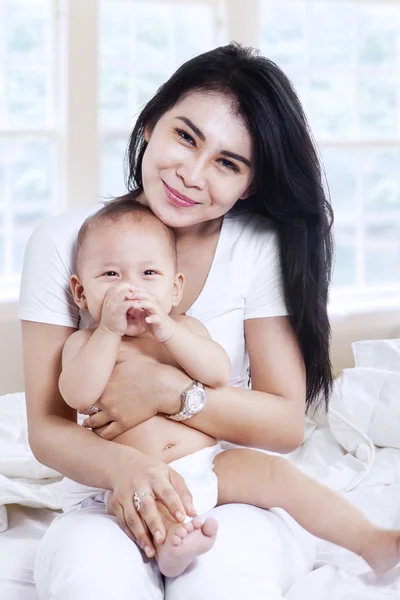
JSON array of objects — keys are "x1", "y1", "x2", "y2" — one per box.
[
  {"x1": 0, "y1": 339, "x2": 400, "y2": 599},
  {"x1": 0, "y1": 393, "x2": 63, "y2": 532}
]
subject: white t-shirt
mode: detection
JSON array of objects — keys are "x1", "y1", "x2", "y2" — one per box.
[{"x1": 19, "y1": 205, "x2": 288, "y2": 389}]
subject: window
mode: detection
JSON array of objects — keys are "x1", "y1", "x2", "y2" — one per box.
[
  {"x1": 0, "y1": 0, "x2": 61, "y2": 296},
  {"x1": 3, "y1": 0, "x2": 399, "y2": 312},
  {"x1": 0, "y1": 0, "x2": 221, "y2": 299},
  {"x1": 260, "y1": 0, "x2": 400, "y2": 310},
  {"x1": 100, "y1": 0, "x2": 221, "y2": 198}
]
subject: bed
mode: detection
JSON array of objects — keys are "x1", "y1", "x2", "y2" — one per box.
[{"x1": 1, "y1": 338, "x2": 400, "y2": 599}]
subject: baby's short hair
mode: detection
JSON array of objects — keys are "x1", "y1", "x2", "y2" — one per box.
[{"x1": 77, "y1": 194, "x2": 177, "y2": 268}]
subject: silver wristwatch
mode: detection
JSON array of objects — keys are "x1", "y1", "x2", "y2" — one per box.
[{"x1": 166, "y1": 380, "x2": 207, "y2": 421}]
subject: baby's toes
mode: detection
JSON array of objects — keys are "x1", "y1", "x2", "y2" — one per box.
[
  {"x1": 170, "y1": 526, "x2": 188, "y2": 546},
  {"x1": 191, "y1": 516, "x2": 203, "y2": 530},
  {"x1": 202, "y1": 517, "x2": 219, "y2": 538},
  {"x1": 170, "y1": 534, "x2": 183, "y2": 546},
  {"x1": 184, "y1": 521, "x2": 194, "y2": 534}
]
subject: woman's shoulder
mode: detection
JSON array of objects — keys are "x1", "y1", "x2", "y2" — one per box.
[
  {"x1": 223, "y1": 210, "x2": 279, "y2": 252},
  {"x1": 32, "y1": 204, "x2": 101, "y2": 256}
]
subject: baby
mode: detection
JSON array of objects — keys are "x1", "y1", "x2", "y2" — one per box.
[{"x1": 60, "y1": 197, "x2": 400, "y2": 578}]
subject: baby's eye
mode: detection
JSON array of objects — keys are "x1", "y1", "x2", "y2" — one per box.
[
  {"x1": 143, "y1": 270, "x2": 157, "y2": 276},
  {"x1": 103, "y1": 271, "x2": 119, "y2": 277}
]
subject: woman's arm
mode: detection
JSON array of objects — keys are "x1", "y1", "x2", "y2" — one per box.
[
  {"x1": 177, "y1": 316, "x2": 306, "y2": 453},
  {"x1": 164, "y1": 316, "x2": 231, "y2": 388},
  {"x1": 22, "y1": 320, "x2": 196, "y2": 553},
  {"x1": 85, "y1": 316, "x2": 305, "y2": 453},
  {"x1": 59, "y1": 327, "x2": 121, "y2": 411}
]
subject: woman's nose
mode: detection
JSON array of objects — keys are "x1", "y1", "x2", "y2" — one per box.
[{"x1": 176, "y1": 158, "x2": 206, "y2": 190}]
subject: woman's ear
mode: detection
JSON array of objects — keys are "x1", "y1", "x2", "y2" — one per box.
[
  {"x1": 240, "y1": 184, "x2": 256, "y2": 200},
  {"x1": 171, "y1": 272, "x2": 185, "y2": 307},
  {"x1": 144, "y1": 124, "x2": 153, "y2": 143},
  {"x1": 70, "y1": 274, "x2": 87, "y2": 311}
]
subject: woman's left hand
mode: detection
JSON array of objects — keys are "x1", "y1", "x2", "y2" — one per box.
[{"x1": 81, "y1": 355, "x2": 190, "y2": 440}]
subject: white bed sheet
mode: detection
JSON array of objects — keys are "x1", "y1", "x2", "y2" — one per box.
[{"x1": 1, "y1": 338, "x2": 400, "y2": 599}]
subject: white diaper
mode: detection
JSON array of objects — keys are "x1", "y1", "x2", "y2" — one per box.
[{"x1": 62, "y1": 443, "x2": 224, "y2": 516}]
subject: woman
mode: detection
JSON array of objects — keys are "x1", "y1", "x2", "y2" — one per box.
[{"x1": 21, "y1": 43, "x2": 333, "y2": 599}]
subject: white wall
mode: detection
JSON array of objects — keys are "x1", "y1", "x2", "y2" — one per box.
[{"x1": 1, "y1": 303, "x2": 399, "y2": 395}]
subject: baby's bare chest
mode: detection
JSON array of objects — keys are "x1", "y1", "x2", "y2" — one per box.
[{"x1": 117, "y1": 337, "x2": 179, "y2": 369}]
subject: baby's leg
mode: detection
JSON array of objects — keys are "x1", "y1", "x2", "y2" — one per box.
[
  {"x1": 214, "y1": 449, "x2": 400, "y2": 573},
  {"x1": 153, "y1": 500, "x2": 218, "y2": 578}
]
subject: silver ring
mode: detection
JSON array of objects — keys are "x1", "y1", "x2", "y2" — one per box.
[
  {"x1": 133, "y1": 491, "x2": 155, "y2": 512},
  {"x1": 89, "y1": 405, "x2": 100, "y2": 414}
]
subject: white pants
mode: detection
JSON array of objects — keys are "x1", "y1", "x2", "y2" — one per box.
[{"x1": 34, "y1": 501, "x2": 317, "y2": 600}]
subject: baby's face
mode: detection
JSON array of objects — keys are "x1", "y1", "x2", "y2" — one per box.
[{"x1": 77, "y1": 217, "x2": 180, "y2": 334}]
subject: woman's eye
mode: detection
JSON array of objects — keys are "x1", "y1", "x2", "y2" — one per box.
[
  {"x1": 175, "y1": 128, "x2": 195, "y2": 146},
  {"x1": 218, "y1": 158, "x2": 240, "y2": 174},
  {"x1": 104, "y1": 271, "x2": 119, "y2": 277}
]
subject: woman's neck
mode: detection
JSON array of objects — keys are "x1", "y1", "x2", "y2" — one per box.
[{"x1": 172, "y1": 217, "x2": 223, "y2": 244}]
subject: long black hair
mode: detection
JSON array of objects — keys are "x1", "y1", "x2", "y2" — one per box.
[{"x1": 126, "y1": 43, "x2": 334, "y2": 412}]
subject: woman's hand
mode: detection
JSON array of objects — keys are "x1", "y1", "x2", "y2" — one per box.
[
  {"x1": 81, "y1": 355, "x2": 191, "y2": 439},
  {"x1": 108, "y1": 446, "x2": 196, "y2": 556}
]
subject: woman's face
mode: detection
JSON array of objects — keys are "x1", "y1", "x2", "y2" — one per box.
[{"x1": 141, "y1": 91, "x2": 254, "y2": 230}]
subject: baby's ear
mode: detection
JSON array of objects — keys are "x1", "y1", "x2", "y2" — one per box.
[
  {"x1": 70, "y1": 274, "x2": 87, "y2": 310},
  {"x1": 171, "y1": 272, "x2": 185, "y2": 307}
]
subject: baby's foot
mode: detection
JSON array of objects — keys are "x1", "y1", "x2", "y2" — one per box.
[
  {"x1": 156, "y1": 516, "x2": 218, "y2": 578},
  {"x1": 362, "y1": 529, "x2": 400, "y2": 574}
]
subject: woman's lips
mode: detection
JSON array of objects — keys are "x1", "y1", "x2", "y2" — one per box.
[{"x1": 163, "y1": 182, "x2": 198, "y2": 207}]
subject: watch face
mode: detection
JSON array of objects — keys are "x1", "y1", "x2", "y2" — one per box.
[{"x1": 187, "y1": 387, "x2": 205, "y2": 411}]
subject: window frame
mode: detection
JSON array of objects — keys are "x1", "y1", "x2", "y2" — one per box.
[{"x1": 2, "y1": 0, "x2": 400, "y2": 316}]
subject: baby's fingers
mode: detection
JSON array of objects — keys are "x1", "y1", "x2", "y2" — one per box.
[{"x1": 145, "y1": 315, "x2": 161, "y2": 325}]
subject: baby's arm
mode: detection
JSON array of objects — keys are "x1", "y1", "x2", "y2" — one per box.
[
  {"x1": 60, "y1": 281, "x2": 137, "y2": 410},
  {"x1": 59, "y1": 326, "x2": 120, "y2": 411},
  {"x1": 130, "y1": 287, "x2": 231, "y2": 388},
  {"x1": 164, "y1": 316, "x2": 231, "y2": 388}
]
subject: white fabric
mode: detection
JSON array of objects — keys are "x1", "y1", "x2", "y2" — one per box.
[
  {"x1": 34, "y1": 503, "x2": 316, "y2": 600},
  {"x1": 3, "y1": 339, "x2": 400, "y2": 597},
  {"x1": 62, "y1": 444, "x2": 224, "y2": 515},
  {"x1": 0, "y1": 392, "x2": 63, "y2": 533},
  {"x1": 19, "y1": 208, "x2": 287, "y2": 389}
]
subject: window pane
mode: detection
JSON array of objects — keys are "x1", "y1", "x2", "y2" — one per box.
[
  {"x1": 358, "y1": 3, "x2": 400, "y2": 68},
  {"x1": 1, "y1": 0, "x2": 58, "y2": 283},
  {"x1": 363, "y1": 149, "x2": 400, "y2": 212},
  {"x1": 100, "y1": 68, "x2": 133, "y2": 130},
  {"x1": 4, "y1": 0, "x2": 53, "y2": 129},
  {"x1": 6, "y1": 0, "x2": 50, "y2": 63},
  {"x1": 0, "y1": 232, "x2": 4, "y2": 273},
  {"x1": 11, "y1": 138, "x2": 55, "y2": 205},
  {"x1": 322, "y1": 148, "x2": 357, "y2": 214},
  {"x1": 100, "y1": 0, "x2": 217, "y2": 130},
  {"x1": 260, "y1": 0, "x2": 307, "y2": 69},
  {"x1": 334, "y1": 225, "x2": 357, "y2": 287},
  {"x1": 7, "y1": 68, "x2": 47, "y2": 128},
  {"x1": 365, "y1": 222, "x2": 400, "y2": 285},
  {"x1": 358, "y1": 77, "x2": 399, "y2": 139},
  {"x1": 101, "y1": 136, "x2": 128, "y2": 199},
  {"x1": 309, "y1": 1, "x2": 356, "y2": 68},
  {"x1": 309, "y1": 75, "x2": 356, "y2": 139},
  {"x1": 0, "y1": 140, "x2": 5, "y2": 206}
]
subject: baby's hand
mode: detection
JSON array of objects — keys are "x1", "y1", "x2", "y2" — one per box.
[
  {"x1": 99, "y1": 282, "x2": 137, "y2": 337},
  {"x1": 129, "y1": 288, "x2": 176, "y2": 343}
]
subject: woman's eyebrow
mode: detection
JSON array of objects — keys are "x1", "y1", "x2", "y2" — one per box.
[
  {"x1": 176, "y1": 116, "x2": 251, "y2": 168},
  {"x1": 176, "y1": 116, "x2": 206, "y2": 141}
]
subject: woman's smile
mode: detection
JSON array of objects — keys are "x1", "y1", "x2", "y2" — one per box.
[{"x1": 163, "y1": 181, "x2": 199, "y2": 208}]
